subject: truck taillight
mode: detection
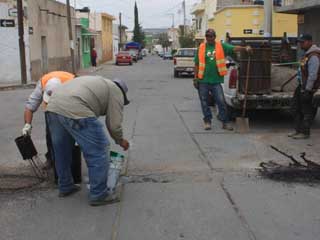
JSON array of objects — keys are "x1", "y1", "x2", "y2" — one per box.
[
  {"x1": 229, "y1": 68, "x2": 238, "y2": 89},
  {"x1": 173, "y1": 57, "x2": 176, "y2": 65}
]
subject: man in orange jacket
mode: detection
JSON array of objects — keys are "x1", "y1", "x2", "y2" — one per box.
[
  {"x1": 22, "y1": 71, "x2": 75, "y2": 169},
  {"x1": 194, "y1": 29, "x2": 252, "y2": 130}
]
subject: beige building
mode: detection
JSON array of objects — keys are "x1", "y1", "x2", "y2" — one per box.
[{"x1": 28, "y1": 0, "x2": 78, "y2": 81}]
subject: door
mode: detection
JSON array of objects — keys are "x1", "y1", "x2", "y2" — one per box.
[{"x1": 41, "y1": 36, "x2": 48, "y2": 74}]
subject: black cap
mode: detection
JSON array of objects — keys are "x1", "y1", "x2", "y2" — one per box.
[
  {"x1": 205, "y1": 29, "x2": 216, "y2": 37},
  {"x1": 297, "y1": 33, "x2": 312, "y2": 42}
]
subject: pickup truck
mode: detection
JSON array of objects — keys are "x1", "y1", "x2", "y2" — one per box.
[
  {"x1": 223, "y1": 46, "x2": 320, "y2": 119},
  {"x1": 173, "y1": 48, "x2": 196, "y2": 78}
]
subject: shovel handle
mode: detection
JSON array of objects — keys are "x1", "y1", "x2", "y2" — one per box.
[{"x1": 242, "y1": 55, "x2": 251, "y2": 117}]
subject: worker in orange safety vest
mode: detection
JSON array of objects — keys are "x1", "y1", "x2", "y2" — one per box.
[{"x1": 194, "y1": 29, "x2": 252, "y2": 131}]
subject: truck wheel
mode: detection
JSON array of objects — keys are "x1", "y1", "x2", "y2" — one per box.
[{"x1": 174, "y1": 70, "x2": 179, "y2": 78}]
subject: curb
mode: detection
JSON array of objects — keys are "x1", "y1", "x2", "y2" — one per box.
[{"x1": 0, "y1": 83, "x2": 36, "y2": 92}]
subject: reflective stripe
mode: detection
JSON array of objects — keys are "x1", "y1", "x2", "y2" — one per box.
[{"x1": 216, "y1": 59, "x2": 225, "y2": 64}]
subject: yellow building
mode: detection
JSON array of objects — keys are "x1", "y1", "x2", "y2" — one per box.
[
  {"x1": 208, "y1": 6, "x2": 297, "y2": 41},
  {"x1": 101, "y1": 13, "x2": 115, "y2": 62}
]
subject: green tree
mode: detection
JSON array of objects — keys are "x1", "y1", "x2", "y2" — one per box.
[
  {"x1": 178, "y1": 26, "x2": 195, "y2": 48},
  {"x1": 133, "y1": 1, "x2": 144, "y2": 46},
  {"x1": 158, "y1": 33, "x2": 171, "y2": 50}
]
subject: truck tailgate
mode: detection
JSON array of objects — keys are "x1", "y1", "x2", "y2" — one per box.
[{"x1": 175, "y1": 57, "x2": 194, "y2": 67}]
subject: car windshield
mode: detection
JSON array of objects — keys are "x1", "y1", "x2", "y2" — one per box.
[
  {"x1": 119, "y1": 52, "x2": 129, "y2": 55},
  {"x1": 176, "y1": 49, "x2": 195, "y2": 57}
]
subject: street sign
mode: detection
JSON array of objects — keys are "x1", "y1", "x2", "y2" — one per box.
[
  {"x1": 8, "y1": 8, "x2": 18, "y2": 17},
  {"x1": 0, "y1": 19, "x2": 15, "y2": 27}
]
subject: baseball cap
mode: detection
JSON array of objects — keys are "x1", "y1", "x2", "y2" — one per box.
[
  {"x1": 113, "y1": 78, "x2": 130, "y2": 105},
  {"x1": 43, "y1": 77, "x2": 62, "y2": 103},
  {"x1": 297, "y1": 33, "x2": 312, "y2": 42},
  {"x1": 205, "y1": 29, "x2": 216, "y2": 37}
]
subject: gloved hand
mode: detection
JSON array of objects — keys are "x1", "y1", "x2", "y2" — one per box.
[
  {"x1": 22, "y1": 123, "x2": 32, "y2": 136},
  {"x1": 193, "y1": 78, "x2": 199, "y2": 90}
]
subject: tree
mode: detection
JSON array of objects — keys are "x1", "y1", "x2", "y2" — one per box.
[
  {"x1": 158, "y1": 33, "x2": 171, "y2": 50},
  {"x1": 178, "y1": 25, "x2": 195, "y2": 48},
  {"x1": 132, "y1": 1, "x2": 144, "y2": 46}
]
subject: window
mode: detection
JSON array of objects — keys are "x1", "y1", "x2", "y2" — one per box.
[{"x1": 176, "y1": 49, "x2": 196, "y2": 57}]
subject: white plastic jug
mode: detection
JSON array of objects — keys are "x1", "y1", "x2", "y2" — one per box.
[{"x1": 107, "y1": 151, "x2": 124, "y2": 192}]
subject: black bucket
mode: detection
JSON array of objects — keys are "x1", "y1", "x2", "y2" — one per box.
[{"x1": 15, "y1": 135, "x2": 38, "y2": 160}]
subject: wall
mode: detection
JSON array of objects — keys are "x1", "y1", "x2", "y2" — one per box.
[
  {"x1": 101, "y1": 14, "x2": 113, "y2": 62},
  {"x1": 112, "y1": 23, "x2": 119, "y2": 60},
  {"x1": 28, "y1": 0, "x2": 76, "y2": 81},
  {"x1": 209, "y1": 6, "x2": 297, "y2": 41},
  {"x1": 0, "y1": 0, "x2": 31, "y2": 84},
  {"x1": 299, "y1": 9, "x2": 320, "y2": 46}
]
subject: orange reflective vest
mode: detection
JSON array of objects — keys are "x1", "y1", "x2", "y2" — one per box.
[
  {"x1": 41, "y1": 71, "x2": 75, "y2": 88},
  {"x1": 198, "y1": 41, "x2": 227, "y2": 79}
]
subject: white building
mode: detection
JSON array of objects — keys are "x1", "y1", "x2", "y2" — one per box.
[
  {"x1": 112, "y1": 23, "x2": 119, "y2": 61},
  {"x1": 0, "y1": 1, "x2": 31, "y2": 84}
]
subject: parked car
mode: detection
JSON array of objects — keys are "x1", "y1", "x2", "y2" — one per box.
[
  {"x1": 158, "y1": 51, "x2": 164, "y2": 57},
  {"x1": 115, "y1": 51, "x2": 132, "y2": 65},
  {"x1": 173, "y1": 48, "x2": 196, "y2": 77},
  {"x1": 163, "y1": 52, "x2": 173, "y2": 60},
  {"x1": 128, "y1": 49, "x2": 138, "y2": 62}
]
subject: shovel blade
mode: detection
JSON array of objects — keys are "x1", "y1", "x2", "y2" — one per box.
[{"x1": 236, "y1": 117, "x2": 250, "y2": 133}]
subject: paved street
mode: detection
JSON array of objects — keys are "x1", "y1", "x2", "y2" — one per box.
[{"x1": 1, "y1": 55, "x2": 320, "y2": 240}]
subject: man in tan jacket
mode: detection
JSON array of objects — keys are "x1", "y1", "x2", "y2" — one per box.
[{"x1": 46, "y1": 76, "x2": 130, "y2": 206}]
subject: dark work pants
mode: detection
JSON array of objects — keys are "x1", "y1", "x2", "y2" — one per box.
[
  {"x1": 45, "y1": 112, "x2": 54, "y2": 165},
  {"x1": 291, "y1": 86, "x2": 315, "y2": 135}
]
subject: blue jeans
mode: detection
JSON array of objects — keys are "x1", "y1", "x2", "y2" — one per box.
[
  {"x1": 46, "y1": 112, "x2": 110, "y2": 201},
  {"x1": 198, "y1": 83, "x2": 230, "y2": 123}
]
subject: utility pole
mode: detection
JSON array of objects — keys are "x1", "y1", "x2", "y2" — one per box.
[
  {"x1": 264, "y1": 0, "x2": 273, "y2": 37},
  {"x1": 119, "y1": 12, "x2": 122, "y2": 51},
  {"x1": 66, "y1": 0, "x2": 76, "y2": 74},
  {"x1": 17, "y1": 0, "x2": 27, "y2": 84},
  {"x1": 182, "y1": 0, "x2": 186, "y2": 36}
]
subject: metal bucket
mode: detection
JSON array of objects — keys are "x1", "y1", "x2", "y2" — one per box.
[{"x1": 14, "y1": 135, "x2": 37, "y2": 160}]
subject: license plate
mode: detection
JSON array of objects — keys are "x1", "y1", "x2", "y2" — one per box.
[
  {"x1": 122, "y1": 56, "x2": 126, "y2": 59},
  {"x1": 186, "y1": 68, "x2": 193, "y2": 71}
]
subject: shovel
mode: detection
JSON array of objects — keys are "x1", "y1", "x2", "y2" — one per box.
[{"x1": 236, "y1": 55, "x2": 251, "y2": 133}]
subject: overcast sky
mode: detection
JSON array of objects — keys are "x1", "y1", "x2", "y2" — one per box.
[{"x1": 57, "y1": 0, "x2": 199, "y2": 30}]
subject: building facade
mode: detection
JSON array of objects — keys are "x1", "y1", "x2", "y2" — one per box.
[
  {"x1": 276, "y1": 0, "x2": 320, "y2": 45},
  {"x1": 209, "y1": 5, "x2": 297, "y2": 41},
  {"x1": 0, "y1": 0, "x2": 31, "y2": 83},
  {"x1": 0, "y1": 0, "x2": 78, "y2": 83},
  {"x1": 112, "y1": 23, "x2": 119, "y2": 60}
]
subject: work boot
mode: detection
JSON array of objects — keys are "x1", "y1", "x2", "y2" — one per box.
[
  {"x1": 89, "y1": 184, "x2": 122, "y2": 207},
  {"x1": 287, "y1": 132, "x2": 299, "y2": 138},
  {"x1": 59, "y1": 185, "x2": 81, "y2": 198},
  {"x1": 222, "y1": 123, "x2": 234, "y2": 131},
  {"x1": 292, "y1": 133, "x2": 310, "y2": 140},
  {"x1": 204, "y1": 122, "x2": 211, "y2": 130}
]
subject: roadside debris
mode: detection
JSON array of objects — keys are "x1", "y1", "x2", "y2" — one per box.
[{"x1": 259, "y1": 145, "x2": 320, "y2": 182}]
